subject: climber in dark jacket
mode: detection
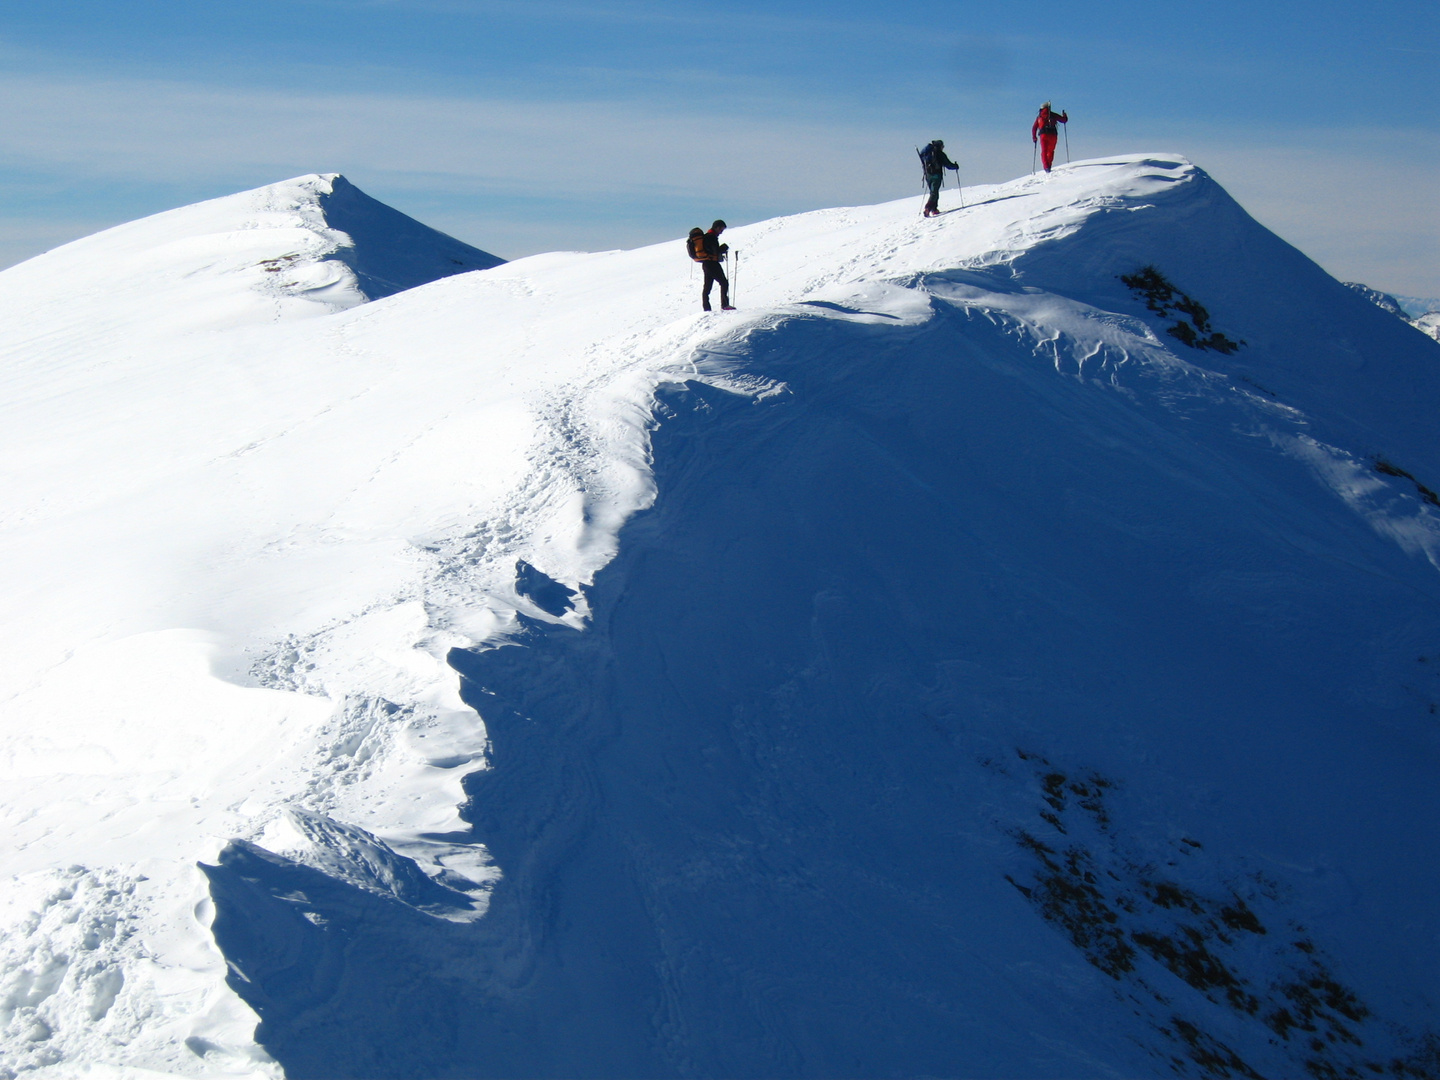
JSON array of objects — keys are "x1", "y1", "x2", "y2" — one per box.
[
  {"x1": 697, "y1": 220, "x2": 732, "y2": 311},
  {"x1": 919, "y1": 140, "x2": 959, "y2": 217}
]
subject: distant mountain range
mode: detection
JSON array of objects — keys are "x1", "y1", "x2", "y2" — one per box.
[{"x1": 1344, "y1": 280, "x2": 1440, "y2": 341}]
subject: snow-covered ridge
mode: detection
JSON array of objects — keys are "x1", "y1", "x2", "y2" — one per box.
[{"x1": 1, "y1": 156, "x2": 1436, "y2": 1077}]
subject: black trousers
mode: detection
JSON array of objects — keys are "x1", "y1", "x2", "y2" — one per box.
[
  {"x1": 702, "y1": 260, "x2": 729, "y2": 310},
  {"x1": 924, "y1": 173, "x2": 943, "y2": 214}
]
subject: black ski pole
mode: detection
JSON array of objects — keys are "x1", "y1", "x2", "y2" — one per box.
[
  {"x1": 1032, "y1": 142, "x2": 1037, "y2": 174},
  {"x1": 1064, "y1": 121, "x2": 1070, "y2": 164},
  {"x1": 733, "y1": 250, "x2": 739, "y2": 306}
]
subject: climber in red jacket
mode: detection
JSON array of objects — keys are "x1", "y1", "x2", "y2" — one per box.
[{"x1": 1031, "y1": 102, "x2": 1068, "y2": 173}]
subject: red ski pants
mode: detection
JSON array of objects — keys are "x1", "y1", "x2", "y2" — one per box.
[{"x1": 1038, "y1": 132, "x2": 1058, "y2": 172}]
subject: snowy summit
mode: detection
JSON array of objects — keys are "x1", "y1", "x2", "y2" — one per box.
[{"x1": 0, "y1": 157, "x2": 1438, "y2": 1080}]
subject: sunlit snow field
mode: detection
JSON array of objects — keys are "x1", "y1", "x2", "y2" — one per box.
[{"x1": 1, "y1": 158, "x2": 1437, "y2": 1079}]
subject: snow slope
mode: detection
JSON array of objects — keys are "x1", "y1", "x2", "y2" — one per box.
[
  {"x1": 0, "y1": 175, "x2": 508, "y2": 1077},
  {"x1": 2, "y1": 158, "x2": 1439, "y2": 1078}
]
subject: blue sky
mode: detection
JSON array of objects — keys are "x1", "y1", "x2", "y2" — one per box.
[{"x1": 1, "y1": 0, "x2": 1435, "y2": 294}]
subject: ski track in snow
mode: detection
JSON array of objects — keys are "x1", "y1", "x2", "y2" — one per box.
[{"x1": 0, "y1": 158, "x2": 1437, "y2": 1077}]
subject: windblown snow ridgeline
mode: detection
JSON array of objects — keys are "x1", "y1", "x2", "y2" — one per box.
[{"x1": 1, "y1": 159, "x2": 1438, "y2": 1079}]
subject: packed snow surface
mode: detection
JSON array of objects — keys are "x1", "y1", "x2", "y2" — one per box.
[{"x1": 0, "y1": 158, "x2": 1438, "y2": 1078}]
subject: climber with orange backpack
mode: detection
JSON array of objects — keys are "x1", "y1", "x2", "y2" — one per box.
[{"x1": 685, "y1": 220, "x2": 733, "y2": 312}]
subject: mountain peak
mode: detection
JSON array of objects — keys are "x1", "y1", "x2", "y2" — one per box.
[
  {"x1": 0, "y1": 172, "x2": 504, "y2": 349},
  {"x1": 308, "y1": 173, "x2": 504, "y2": 299}
]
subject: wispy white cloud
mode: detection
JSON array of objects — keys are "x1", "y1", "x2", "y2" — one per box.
[
  {"x1": 261, "y1": 0, "x2": 950, "y2": 68},
  {"x1": 0, "y1": 71, "x2": 921, "y2": 213},
  {"x1": 284, "y1": 0, "x2": 938, "y2": 40}
]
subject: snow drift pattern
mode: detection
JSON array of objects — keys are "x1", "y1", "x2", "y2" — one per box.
[{"x1": 0, "y1": 157, "x2": 1438, "y2": 1078}]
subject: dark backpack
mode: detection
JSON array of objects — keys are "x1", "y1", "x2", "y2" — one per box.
[
  {"x1": 919, "y1": 143, "x2": 938, "y2": 174},
  {"x1": 686, "y1": 228, "x2": 706, "y2": 261}
]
